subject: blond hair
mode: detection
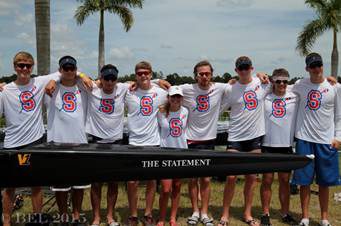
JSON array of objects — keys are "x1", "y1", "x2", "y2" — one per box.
[{"x1": 13, "y1": 51, "x2": 34, "y2": 65}]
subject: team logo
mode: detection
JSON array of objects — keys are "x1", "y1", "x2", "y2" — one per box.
[
  {"x1": 306, "y1": 90, "x2": 322, "y2": 110},
  {"x1": 271, "y1": 99, "x2": 286, "y2": 118},
  {"x1": 19, "y1": 91, "x2": 36, "y2": 112},
  {"x1": 140, "y1": 96, "x2": 153, "y2": 116},
  {"x1": 195, "y1": 94, "x2": 210, "y2": 112},
  {"x1": 243, "y1": 90, "x2": 258, "y2": 111},
  {"x1": 99, "y1": 98, "x2": 115, "y2": 114},
  {"x1": 61, "y1": 92, "x2": 77, "y2": 112},
  {"x1": 17, "y1": 153, "x2": 31, "y2": 166},
  {"x1": 169, "y1": 118, "x2": 183, "y2": 137}
]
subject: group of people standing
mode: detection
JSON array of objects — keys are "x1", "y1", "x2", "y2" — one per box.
[{"x1": 0, "y1": 51, "x2": 340, "y2": 226}]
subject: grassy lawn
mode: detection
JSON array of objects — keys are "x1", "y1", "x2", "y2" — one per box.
[{"x1": 12, "y1": 150, "x2": 341, "y2": 226}]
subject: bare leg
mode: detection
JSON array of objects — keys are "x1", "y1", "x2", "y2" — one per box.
[
  {"x1": 319, "y1": 186, "x2": 329, "y2": 220},
  {"x1": 107, "y1": 182, "x2": 118, "y2": 224},
  {"x1": 170, "y1": 179, "x2": 181, "y2": 222},
  {"x1": 260, "y1": 173, "x2": 274, "y2": 215},
  {"x1": 158, "y1": 179, "x2": 172, "y2": 224},
  {"x1": 199, "y1": 177, "x2": 211, "y2": 215},
  {"x1": 278, "y1": 172, "x2": 291, "y2": 215},
  {"x1": 188, "y1": 178, "x2": 200, "y2": 213},
  {"x1": 127, "y1": 181, "x2": 139, "y2": 217},
  {"x1": 300, "y1": 185, "x2": 310, "y2": 219},
  {"x1": 55, "y1": 191, "x2": 69, "y2": 222},
  {"x1": 145, "y1": 180, "x2": 156, "y2": 216},
  {"x1": 244, "y1": 174, "x2": 257, "y2": 221},
  {"x1": 90, "y1": 183, "x2": 102, "y2": 225},
  {"x1": 219, "y1": 176, "x2": 237, "y2": 223},
  {"x1": 72, "y1": 189, "x2": 84, "y2": 221},
  {"x1": 3, "y1": 188, "x2": 15, "y2": 226}
]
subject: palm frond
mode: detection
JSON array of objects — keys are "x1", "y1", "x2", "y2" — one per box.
[
  {"x1": 305, "y1": 0, "x2": 327, "y2": 13},
  {"x1": 296, "y1": 17, "x2": 330, "y2": 55},
  {"x1": 74, "y1": 0, "x2": 100, "y2": 25},
  {"x1": 109, "y1": 0, "x2": 143, "y2": 9},
  {"x1": 107, "y1": 5, "x2": 134, "y2": 31}
]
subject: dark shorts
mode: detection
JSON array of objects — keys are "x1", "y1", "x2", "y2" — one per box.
[
  {"x1": 4, "y1": 137, "x2": 44, "y2": 150},
  {"x1": 89, "y1": 135, "x2": 123, "y2": 144},
  {"x1": 187, "y1": 139, "x2": 215, "y2": 150},
  {"x1": 261, "y1": 146, "x2": 293, "y2": 154},
  {"x1": 227, "y1": 136, "x2": 263, "y2": 152}
]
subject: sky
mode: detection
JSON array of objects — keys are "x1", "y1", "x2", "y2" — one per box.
[{"x1": 0, "y1": 0, "x2": 340, "y2": 78}]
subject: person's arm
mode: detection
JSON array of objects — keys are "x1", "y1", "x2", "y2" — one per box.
[
  {"x1": 150, "y1": 79, "x2": 171, "y2": 90},
  {"x1": 332, "y1": 84, "x2": 341, "y2": 149}
]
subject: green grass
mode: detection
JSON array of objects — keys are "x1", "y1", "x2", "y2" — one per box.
[{"x1": 12, "y1": 152, "x2": 341, "y2": 226}]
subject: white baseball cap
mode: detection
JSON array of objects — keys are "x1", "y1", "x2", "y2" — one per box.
[{"x1": 168, "y1": 86, "x2": 183, "y2": 96}]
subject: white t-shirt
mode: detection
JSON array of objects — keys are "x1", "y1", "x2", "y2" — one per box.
[
  {"x1": 46, "y1": 82, "x2": 88, "y2": 144},
  {"x1": 158, "y1": 106, "x2": 189, "y2": 149},
  {"x1": 125, "y1": 86, "x2": 168, "y2": 146},
  {"x1": 180, "y1": 83, "x2": 231, "y2": 141},
  {"x1": 223, "y1": 77, "x2": 270, "y2": 142},
  {"x1": 86, "y1": 82, "x2": 129, "y2": 142},
  {"x1": 293, "y1": 78, "x2": 341, "y2": 144},
  {"x1": 263, "y1": 91, "x2": 298, "y2": 147},
  {"x1": 0, "y1": 72, "x2": 60, "y2": 148}
]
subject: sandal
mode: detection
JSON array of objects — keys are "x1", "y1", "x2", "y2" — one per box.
[
  {"x1": 108, "y1": 221, "x2": 120, "y2": 226},
  {"x1": 218, "y1": 219, "x2": 229, "y2": 226},
  {"x1": 169, "y1": 219, "x2": 179, "y2": 226},
  {"x1": 187, "y1": 215, "x2": 200, "y2": 226},
  {"x1": 201, "y1": 217, "x2": 214, "y2": 226},
  {"x1": 142, "y1": 215, "x2": 155, "y2": 226},
  {"x1": 244, "y1": 219, "x2": 259, "y2": 226}
]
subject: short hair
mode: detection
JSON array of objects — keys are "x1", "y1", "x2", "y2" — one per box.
[
  {"x1": 272, "y1": 68, "x2": 290, "y2": 78},
  {"x1": 193, "y1": 60, "x2": 214, "y2": 75},
  {"x1": 235, "y1": 56, "x2": 252, "y2": 68},
  {"x1": 135, "y1": 61, "x2": 152, "y2": 73},
  {"x1": 13, "y1": 51, "x2": 34, "y2": 65}
]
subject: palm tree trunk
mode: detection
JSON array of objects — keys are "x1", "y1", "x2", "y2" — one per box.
[
  {"x1": 35, "y1": 0, "x2": 50, "y2": 75},
  {"x1": 98, "y1": 9, "x2": 105, "y2": 77},
  {"x1": 331, "y1": 29, "x2": 339, "y2": 77}
]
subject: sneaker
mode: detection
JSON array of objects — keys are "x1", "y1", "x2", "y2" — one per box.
[
  {"x1": 298, "y1": 219, "x2": 309, "y2": 226},
  {"x1": 141, "y1": 215, "x2": 155, "y2": 226},
  {"x1": 281, "y1": 214, "x2": 297, "y2": 224},
  {"x1": 127, "y1": 216, "x2": 139, "y2": 226},
  {"x1": 200, "y1": 217, "x2": 214, "y2": 226},
  {"x1": 187, "y1": 214, "x2": 200, "y2": 226},
  {"x1": 260, "y1": 214, "x2": 271, "y2": 226},
  {"x1": 319, "y1": 220, "x2": 332, "y2": 226}
]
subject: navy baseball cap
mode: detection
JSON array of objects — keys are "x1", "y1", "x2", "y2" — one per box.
[
  {"x1": 100, "y1": 65, "x2": 119, "y2": 80},
  {"x1": 235, "y1": 56, "x2": 252, "y2": 68},
  {"x1": 59, "y1": 56, "x2": 77, "y2": 68},
  {"x1": 305, "y1": 53, "x2": 323, "y2": 67}
]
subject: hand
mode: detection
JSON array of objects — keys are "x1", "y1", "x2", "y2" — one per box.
[
  {"x1": 331, "y1": 139, "x2": 341, "y2": 149},
  {"x1": 228, "y1": 78, "x2": 237, "y2": 85},
  {"x1": 79, "y1": 73, "x2": 93, "y2": 91},
  {"x1": 95, "y1": 79, "x2": 102, "y2": 88},
  {"x1": 326, "y1": 76, "x2": 337, "y2": 86},
  {"x1": 45, "y1": 80, "x2": 57, "y2": 97},
  {"x1": 128, "y1": 81, "x2": 137, "y2": 91},
  {"x1": 0, "y1": 82, "x2": 6, "y2": 91},
  {"x1": 256, "y1": 72, "x2": 270, "y2": 84},
  {"x1": 158, "y1": 79, "x2": 171, "y2": 90}
]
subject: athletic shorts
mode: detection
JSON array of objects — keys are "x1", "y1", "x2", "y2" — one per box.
[
  {"x1": 292, "y1": 138, "x2": 341, "y2": 186},
  {"x1": 187, "y1": 139, "x2": 215, "y2": 150},
  {"x1": 261, "y1": 146, "x2": 293, "y2": 154},
  {"x1": 89, "y1": 135, "x2": 123, "y2": 144},
  {"x1": 51, "y1": 184, "x2": 91, "y2": 192},
  {"x1": 227, "y1": 136, "x2": 263, "y2": 152}
]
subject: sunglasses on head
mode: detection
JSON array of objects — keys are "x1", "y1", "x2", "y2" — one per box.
[
  {"x1": 136, "y1": 71, "x2": 150, "y2": 76},
  {"x1": 16, "y1": 63, "x2": 33, "y2": 69},
  {"x1": 308, "y1": 62, "x2": 323, "y2": 69},
  {"x1": 274, "y1": 79, "x2": 288, "y2": 85},
  {"x1": 237, "y1": 64, "x2": 251, "y2": 71},
  {"x1": 62, "y1": 66, "x2": 76, "y2": 72},
  {"x1": 197, "y1": 72, "x2": 212, "y2": 77}
]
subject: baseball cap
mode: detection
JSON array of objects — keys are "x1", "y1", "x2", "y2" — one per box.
[
  {"x1": 59, "y1": 56, "x2": 77, "y2": 68},
  {"x1": 168, "y1": 86, "x2": 183, "y2": 96},
  {"x1": 101, "y1": 65, "x2": 119, "y2": 80},
  {"x1": 305, "y1": 53, "x2": 323, "y2": 67}
]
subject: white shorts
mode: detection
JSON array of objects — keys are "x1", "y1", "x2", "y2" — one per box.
[{"x1": 51, "y1": 184, "x2": 91, "y2": 192}]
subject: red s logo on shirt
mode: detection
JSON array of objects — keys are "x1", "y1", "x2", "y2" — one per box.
[
  {"x1": 195, "y1": 95, "x2": 210, "y2": 112},
  {"x1": 243, "y1": 90, "x2": 258, "y2": 111},
  {"x1": 140, "y1": 96, "x2": 153, "y2": 116},
  {"x1": 272, "y1": 99, "x2": 286, "y2": 118},
  {"x1": 99, "y1": 99, "x2": 115, "y2": 114},
  {"x1": 306, "y1": 90, "x2": 322, "y2": 110},
  {"x1": 19, "y1": 91, "x2": 36, "y2": 112},
  {"x1": 169, "y1": 118, "x2": 183, "y2": 137},
  {"x1": 62, "y1": 92, "x2": 77, "y2": 112}
]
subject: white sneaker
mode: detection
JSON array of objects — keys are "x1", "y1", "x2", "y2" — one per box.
[{"x1": 299, "y1": 219, "x2": 309, "y2": 226}]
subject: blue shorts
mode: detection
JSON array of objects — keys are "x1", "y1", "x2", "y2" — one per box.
[{"x1": 292, "y1": 139, "x2": 341, "y2": 186}]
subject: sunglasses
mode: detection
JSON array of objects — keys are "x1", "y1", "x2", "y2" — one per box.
[
  {"x1": 136, "y1": 71, "x2": 150, "y2": 76},
  {"x1": 237, "y1": 65, "x2": 251, "y2": 71},
  {"x1": 16, "y1": 63, "x2": 33, "y2": 69},
  {"x1": 62, "y1": 66, "x2": 76, "y2": 72},
  {"x1": 274, "y1": 80, "x2": 288, "y2": 85},
  {"x1": 197, "y1": 72, "x2": 212, "y2": 77},
  {"x1": 308, "y1": 62, "x2": 323, "y2": 69}
]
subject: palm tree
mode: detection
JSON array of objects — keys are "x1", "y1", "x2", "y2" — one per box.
[
  {"x1": 35, "y1": 0, "x2": 50, "y2": 75},
  {"x1": 75, "y1": 0, "x2": 143, "y2": 75},
  {"x1": 296, "y1": 0, "x2": 341, "y2": 77}
]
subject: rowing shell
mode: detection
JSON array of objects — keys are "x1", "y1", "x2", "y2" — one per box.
[{"x1": 0, "y1": 143, "x2": 312, "y2": 187}]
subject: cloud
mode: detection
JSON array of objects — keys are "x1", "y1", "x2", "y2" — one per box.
[
  {"x1": 160, "y1": 43, "x2": 173, "y2": 49},
  {"x1": 216, "y1": 0, "x2": 254, "y2": 8},
  {"x1": 15, "y1": 12, "x2": 33, "y2": 26},
  {"x1": 17, "y1": 32, "x2": 35, "y2": 44},
  {"x1": 109, "y1": 47, "x2": 134, "y2": 60}
]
